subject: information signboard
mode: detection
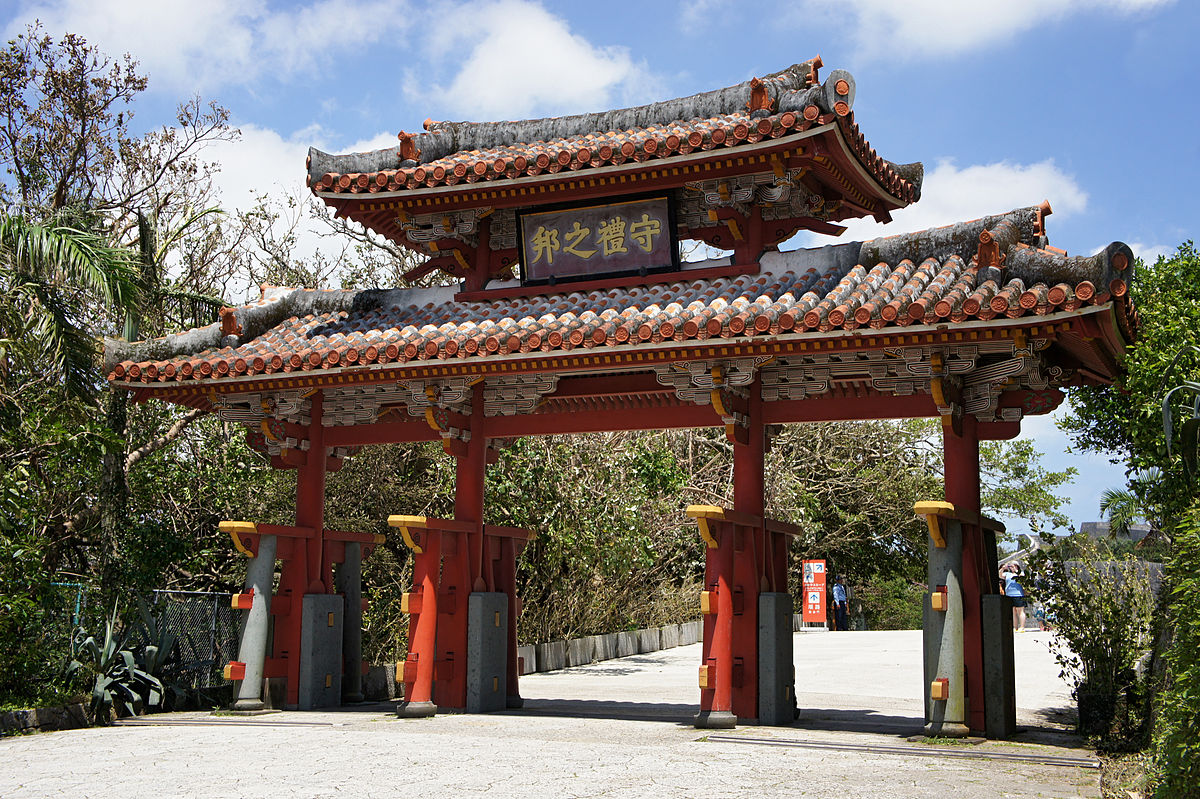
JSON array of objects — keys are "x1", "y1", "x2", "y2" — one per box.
[
  {"x1": 518, "y1": 196, "x2": 677, "y2": 284},
  {"x1": 802, "y1": 559, "x2": 827, "y2": 623}
]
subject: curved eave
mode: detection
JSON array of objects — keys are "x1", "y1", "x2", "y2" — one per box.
[{"x1": 112, "y1": 305, "x2": 1114, "y2": 400}]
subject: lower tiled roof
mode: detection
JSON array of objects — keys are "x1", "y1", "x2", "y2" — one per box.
[{"x1": 105, "y1": 206, "x2": 1135, "y2": 385}]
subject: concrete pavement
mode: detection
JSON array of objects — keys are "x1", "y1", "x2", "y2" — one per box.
[{"x1": 0, "y1": 629, "x2": 1097, "y2": 798}]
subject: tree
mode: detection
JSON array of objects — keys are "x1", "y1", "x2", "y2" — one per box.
[
  {"x1": 0, "y1": 209, "x2": 137, "y2": 399},
  {"x1": 1061, "y1": 243, "x2": 1200, "y2": 525}
]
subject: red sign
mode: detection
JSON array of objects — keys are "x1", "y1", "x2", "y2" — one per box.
[
  {"x1": 802, "y1": 559, "x2": 827, "y2": 623},
  {"x1": 519, "y1": 196, "x2": 676, "y2": 283}
]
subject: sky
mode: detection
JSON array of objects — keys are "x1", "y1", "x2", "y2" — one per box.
[{"x1": 3, "y1": 0, "x2": 1197, "y2": 536}]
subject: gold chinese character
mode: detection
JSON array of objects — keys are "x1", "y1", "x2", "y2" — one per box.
[
  {"x1": 562, "y1": 221, "x2": 596, "y2": 259},
  {"x1": 530, "y1": 225, "x2": 560, "y2": 265},
  {"x1": 630, "y1": 213, "x2": 662, "y2": 253},
  {"x1": 595, "y1": 216, "x2": 628, "y2": 256}
]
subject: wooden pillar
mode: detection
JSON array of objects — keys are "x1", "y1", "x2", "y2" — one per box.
[
  {"x1": 273, "y1": 391, "x2": 328, "y2": 708},
  {"x1": 731, "y1": 378, "x2": 763, "y2": 721},
  {"x1": 437, "y1": 385, "x2": 486, "y2": 710},
  {"x1": 497, "y1": 536, "x2": 523, "y2": 708},
  {"x1": 943, "y1": 413, "x2": 986, "y2": 734},
  {"x1": 398, "y1": 532, "x2": 440, "y2": 717},
  {"x1": 696, "y1": 517, "x2": 737, "y2": 728}
]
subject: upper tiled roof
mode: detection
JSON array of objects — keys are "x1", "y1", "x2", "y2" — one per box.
[
  {"x1": 306, "y1": 58, "x2": 921, "y2": 205},
  {"x1": 105, "y1": 205, "x2": 1135, "y2": 386}
]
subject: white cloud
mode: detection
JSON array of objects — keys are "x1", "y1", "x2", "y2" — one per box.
[
  {"x1": 188, "y1": 124, "x2": 394, "y2": 301},
  {"x1": 415, "y1": 0, "x2": 649, "y2": 119},
  {"x1": 6, "y1": 0, "x2": 411, "y2": 94},
  {"x1": 792, "y1": 0, "x2": 1172, "y2": 61},
  {"x1": 680, "y1": 0, "x2": 734, "y2": 34},
  {"x1": 1127, "y1": 241, "x2": 1173, "y2": 263},
  {"x1": 799, "y1": 158, "x2": 1087, "y2": 247}
]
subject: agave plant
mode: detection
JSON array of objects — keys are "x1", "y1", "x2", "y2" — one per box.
[
  {"x1": 132, "y1": 596, "x2": 187, "y2": 710},
  {"x1": 65, "y1": 603, "x2": 164, "y2": 724}
]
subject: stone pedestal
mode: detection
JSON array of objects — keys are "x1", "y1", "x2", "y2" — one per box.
[
  {"x1": 758, "y1": 592, "x2": 795, "y2": 726},
  {"x1": 466, "y1": 592, "x2": 508, "y2": 713},
  {"x1": 298, "y1": 594, "x2": 343, "y2": 710}
]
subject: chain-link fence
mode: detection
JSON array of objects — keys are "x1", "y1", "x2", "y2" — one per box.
[{"x1": 148, "y1": 590, "x2": 239, "y2": 689}]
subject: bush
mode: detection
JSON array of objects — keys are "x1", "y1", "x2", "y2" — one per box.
[
  {"x1": 856, "y1": 576, "x2": 924, "y2": 630},
  {"x1": 1154, "y1": 509, "x2": 1200, "y2": 797},
  {"x1": 1030, "y1": 534, "x2": 1155, "y2": 749}
]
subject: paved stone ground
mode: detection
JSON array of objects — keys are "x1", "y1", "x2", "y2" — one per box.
[{"x1": 0, "y1": 630, "x2": 1098, "y2": 798}]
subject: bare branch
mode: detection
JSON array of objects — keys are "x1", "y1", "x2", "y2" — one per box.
[{"x1": 125, "y1": 407, "x2": 208, "y2": 472}]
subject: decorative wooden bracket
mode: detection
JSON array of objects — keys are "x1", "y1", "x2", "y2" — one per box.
[
  {"x1": 913, "y1": 500, "x2": 1006, "y2": 549},
  {"x1": 710, "y1": 365, "x2": 750, "y2": 445},
  {"x1": 686, "y1": 504, "x2": 802, "y2": 549},
  {"x1": 929, "y1": 352, "x2": 964, "y2": 436},
  {"x1": 913, "y1": 501, "x2": 954, "y2": 548}
]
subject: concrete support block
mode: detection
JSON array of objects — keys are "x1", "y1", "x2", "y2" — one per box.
[
  {"x1": 982, "y1": 594, "x2": 1017, "y2": 739},
  {"x1": 516, "y1": 644, "x2": 536, "y2": 675},
  {"x1": 335, "y1": 541, "x2": 364, "y2": 703},
  {"x1": 758, "y1": 592, "x2": 795, "y2": 726},
  {"x1": 566, "y1": 636, "x2": 596, "y2": 667},
  {"x1": 681, "y1": 620, "x2": 700, "y2": 645},
  {"x1": 467, "y1": 592, "x2": 507, "y2": 713},
  {"x1": 594, "y1": 633, "x2": 618, "y2": 661},
  {"x1": 637, "y1": 627, "x2": 661, "y2": 654},
  {"x1": 660, "y1": 624, "x2": 681, "y2": 649},
  {"x1": 924, "y1": 519, "x2": 969, "y2": 737},
  {"x1": 232, "y1": 534, "x2": 277, "y2": 711},
  {"x1": 298, "y1": 594, "x2": 343, "y2": 710},
  {"x1": 793, "y1": 613, "x2": 803, "y2": 632},
  {"x1": 363, "y1": 663, "x2": 396, "y2": 701},
  {"x1": 534, "y1": 640, "x2": 566, "y2": 672},
  {"x1": 616, "y1": 631, "x2": 639, "y2": 658}
]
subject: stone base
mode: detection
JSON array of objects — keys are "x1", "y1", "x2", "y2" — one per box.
[
  {"x1": 924, "y1": 721, "x2": 971, "y2": 738},
  {"x1": 223, "y1": 708, "x2": 280, "y2": 717},
  {"x1": 506, "y1": 695, "x2": 524, "y2": 709},
  {"x1": 396, "y1": 701, "x2": 437, "y2": 718},
  {"x1": 694, "y1": 710, "x2": 738, "y2": 729}
]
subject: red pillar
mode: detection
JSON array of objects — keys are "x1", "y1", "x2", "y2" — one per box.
[
  {"x1": 731, "y1": 379, "x2": 763, "y2": 720},
  {"x1": 497, "y1": 536, "x2": 522, "y2": 706},
  {"x1": 275, "y1": 391, "x2": 328, "y2": 707},
  {"x1": 436, "y1": 385, "x2": 486, "y2": 710},
  {"x1": 944, "y1": 414, "x2": 986, "y2": 734},
  {"x1": 699, "y1": 520, "x2": 736, "y2": 724},
  {"x1": 402, "y1": 533, "x2": 441, "y2": 710}
]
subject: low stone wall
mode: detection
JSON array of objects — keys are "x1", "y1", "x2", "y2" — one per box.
[
  {"x1": 364, "y1": 615, "x2": 812, "y2": 699},
  {"x1": 0, "y1": 703, "x2": 89, "y2": 736}
]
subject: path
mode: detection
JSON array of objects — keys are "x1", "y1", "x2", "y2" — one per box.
[{"x1": 0, "y1": 629, "x2": 1097, "y2": 798}]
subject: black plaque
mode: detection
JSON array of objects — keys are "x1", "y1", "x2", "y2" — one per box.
[{"x1": 519, "y1": 196, "x2": 676, "y2": 284}]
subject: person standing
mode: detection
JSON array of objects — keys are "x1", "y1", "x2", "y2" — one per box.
[
  {"x1": 832, "y1": 575, "x2": 849, "y2": 632},
  {"x1": 1004, "y1": 566, "x2": 1028, "y2": 633}
]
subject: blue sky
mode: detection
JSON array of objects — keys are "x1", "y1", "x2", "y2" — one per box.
[{"x1": 4, "y1": 0, "x2": 1197, "y2": 533}]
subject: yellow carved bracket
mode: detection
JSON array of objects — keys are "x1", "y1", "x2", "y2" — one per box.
[
  {"x1": 913, "y1": 501, "x2": 954, "y2": 549},
  {"x1": 686, "y1": 504, "x2": 725, "y2": 549},
  {"x1": 219, "y1": 520, "x2": 258, "y2": 557},
  {"x1": 387, "y1": 514, "x2": 428, "y2": 554}
]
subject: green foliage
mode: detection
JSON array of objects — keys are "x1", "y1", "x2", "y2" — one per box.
[
  {"x1": 66, "y1": 603, "x2": 164, "y2": 723},
  {"x1": 1153, "y1": 507, "x2": 1200, "y2": 797},
  {"x1": 489, "y1": 433, "x2": 701, "y2": 643},
  {"x1": 980, "y1": 437, "x2": 1077, "y2": 537},
  {"x1": 856, "y1": 576, "x2": 924, "y2": 630},
  {"x1": 1062, "y1": 243, "x2": 1200, "y2": 523},
  {"x1": 1030, "y1": 534, "x2": 1154, "y2": 748}
]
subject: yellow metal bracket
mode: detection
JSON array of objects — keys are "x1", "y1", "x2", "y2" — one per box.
[
  {"x1": 913, "y1": 501, "x2": 955, "y2": 549},
  {"x1": 388, "y1": 514, "x2": 428, "y2": 554},
  {"x1": 686, "y1": 505, "x2": 725, "y2": 549},
  {"x1": 219, "y1": 520, "x2": 258, "y2": 557}
]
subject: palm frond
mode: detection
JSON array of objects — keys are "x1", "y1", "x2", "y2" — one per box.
[{"x1": 0, "y1": 211, "x2": 139, "y2": 310}]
